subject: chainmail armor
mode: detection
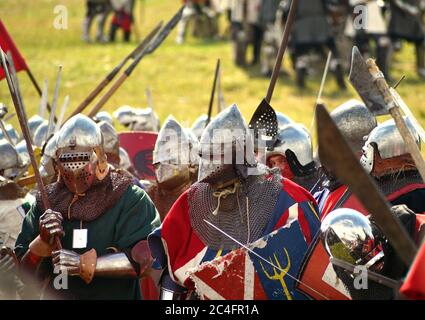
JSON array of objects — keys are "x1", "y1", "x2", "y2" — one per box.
[
  {"x1": 188, "y1": 168, "x2": 282, "y2": 251},
  {"x1": 37, "y1": 168, "x2": 133, "y2": 222},
  {"x1": 375, "y1": 170, "x2": 424, "y2": 197}
]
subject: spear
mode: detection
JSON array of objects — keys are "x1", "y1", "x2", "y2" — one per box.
[
  {"x1": 0, "y1": 48, "x2": 61, "y2": 250},
  {"x1": 86, "y1": 7, "x2": 184, "y2": 118},
  {"x1": 39, "y1": 79, "x2": 48, "y2": 118},
  {"x1": 67, "y1": 21, "x2": 163, "y2": 121},
  {"x1": 265, "y1": 0, "x2": 298, "y2": 103},
  {"x1": 206, "y1": 59, "x2": 220, "y2": 126}
]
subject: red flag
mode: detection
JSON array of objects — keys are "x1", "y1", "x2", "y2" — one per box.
[{"x1": 0, "y1": 19, "x2": 28, "y2": 80}]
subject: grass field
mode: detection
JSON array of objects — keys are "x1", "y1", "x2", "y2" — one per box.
[{"x1": 1, "y1": 0, "x2": 425, "y2": 136}]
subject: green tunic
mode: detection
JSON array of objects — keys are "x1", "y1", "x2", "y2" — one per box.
[{"x1": 15, "y1": 185, "x2": 160, "y2": 300}]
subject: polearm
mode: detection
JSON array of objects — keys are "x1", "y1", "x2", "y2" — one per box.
[
  {"x1": 47, "y1": 65, "x2": 62, "y2": 136},
  {"x1": 265, "y1": 0, "x2": 298, "y2": 103},
  {"x1": 39, "y1": 79, "x2": 48, "y2": 118},
  {"x1": 367, "y1": 60, "x2": 425, "y2": 181},
  {"x1": 27, "y1": 69, "x2": 57, "y2": 122},
  {"x1": 87, "y1": 7, "x2": 184, "y2": 118},
  {"x1": 316, "y1": 104, "x2": 417, "y2": 266},
  {"x1": 0, "y1": 49, "x2": 61, "y2": 250},
  {"x1": 206, "y1": 59, "x2": 220, "y2": 126},
  {"x1": 67, "y1": 21, "x2": 163, "y2": 121}
]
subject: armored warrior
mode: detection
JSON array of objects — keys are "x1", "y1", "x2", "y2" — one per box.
[
  {"x1": 321, "y1": 206, "x2": 425, "y2": 299},
  {"x1": 14, "y1": 114, "x2": 160, "y2": 299},
  {"x1": 113, "y1": 106, "x2": 160, "y2": 132},
  {"x1": 388, "y1": 0, "x2": 425, "y2": 78},
  {"x1": 266, "y1": 123, "x2": 318, "y2": 191},
  {"x1": 0, "y1": 140, "x2": 30, "y2": 299},
  {"x1": 314, "y1": 100, "x2": 378, "y2": 218},
  {"x1": 148, "y1": 105, "x2": 320, "y2": 299},
  {"x1": 346, "y1": 0, "x2": 391, "y2": 79},
  {"x1": 287, "y1": 0, "x2": 346, "y2": 89},
  {"x1": 146, "y1": 115, "x2": 198, "y2": 221},
  {"x1": 360, "y1": 117, "x2": 425, "y2": 213},
  {"x1": 190, "y1": 114, "x2": 209, "y2": 140}
]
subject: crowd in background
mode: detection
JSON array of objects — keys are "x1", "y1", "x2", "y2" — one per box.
[{"x1": 177, "y1": 0, "x2": 425, "y2": 88}]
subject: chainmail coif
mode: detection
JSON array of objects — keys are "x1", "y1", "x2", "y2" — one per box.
[
  {"x1": 37, "y1": 168, "x2": 133, "y2": 222},
  {"x1": 188, "y1": 168, "x2": 282, "y2": 251}
]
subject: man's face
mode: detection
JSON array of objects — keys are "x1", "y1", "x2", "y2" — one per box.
[{"x1": 267, "y1": 154, "x2": 294, "y2": 180}]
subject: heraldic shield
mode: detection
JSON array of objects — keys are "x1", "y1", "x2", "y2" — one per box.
[
  {"x1": 118, "y1": 131, "x2": 158, "y2": 180},
  {"x1": 189, "y1": 220, "x2": 313, "y2": 300}
]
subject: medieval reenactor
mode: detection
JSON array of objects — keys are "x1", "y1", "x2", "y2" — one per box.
[
  {"x1": 260, "y1": 0, "x2": 290, "y2": 77},
  {"x1": 314, "y1": 100, "x2": 377, "y2": 217},
  {"x1": 346, "y1": 0, "x2": 391, "y2": 79},
  {"x1": 14, "y1": 114, "x2": 160, "y2": 300},
  {"x1": 388, "y1": 0, "x2": 425, "y2": 78},
  {"x1": 287, "y1": 0, "x2": 346, "y2": 89},
  {"x1": 276, "y1": 110, "x2": 294, "y2": 130},
  {"x1": 266, "y1": 123, "x2": 318, "y2": 191},
  {"x1": 146, "y1": 115, "x2": 198, "y2": 221},
  {"x1": 190, "y1": 114, "x2": 209, "y2": 140},
  {"x1": 109, "y1": 0, "x2": 135, "y2": 42},
  {"x1": 360, "y1": 117, "x2": 425, "y2": 213},
  {"x1": 82, "y1": 0, "x2": 111, "y2": 43},
  {"x1": 148, "y1": 104, "x2": 320, "y2": 299},
  {"x1": 0, "y1": 140, "x2": 32, "y2": 299},
  {"x1": 321, "y1": 206, "x2": 425, "y2": 299},
  {"x1": 230, "y1": 0, "x2": 263, "y2": 66},
  {"x1": 113, "y1": 105, "x2": 161, "y2": 132}
]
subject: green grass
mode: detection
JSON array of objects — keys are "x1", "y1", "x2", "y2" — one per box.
[{"x1": 1, "y1": 0, "x2": 425, "y2": 137}]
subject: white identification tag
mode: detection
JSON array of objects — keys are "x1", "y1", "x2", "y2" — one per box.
[{"x1": 72, "y1": 229, "x2": 88, "y2": 249}]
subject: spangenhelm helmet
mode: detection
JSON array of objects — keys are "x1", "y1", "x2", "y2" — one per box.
[
  {"x1": 98, "y1": 120, "x2": 120, "y2": 167},
  {"x1": 153, "y1": 115, "x2": 191, "y2": 189},
  {"x1": 94, "y1": 111, "x2": 114, "y2": 126},
  {"x1": 0, "y1": 139, "x2": 21, "y2": 180},
  {"x1": 0, "y1": 123, "x2": 20, "y2": 145},
  {"x1": 119, "y1": 147, "x2": 132, "y2": 171},
  {"x1": 330, "y1": 100, "x2": 377, "y2": 156},
  {"x1": 55, "y1": 114, "x2": 108, "y2": 194},
  {"x1": 28, "y1": 115, "x2": 45, "y2": 139},
  {"x1": 113, "y1": 105, "x2": 137, "y2": 128},
  {"x1": 33, "y1": 120, "x2": 49, "y2": 148},
  {"x1": 191, "y1": 114, "x2": 209, "y2": 141},
  {"x1": 132, "y1": 107, "x2": 161, "y2": 132},
  {"x1": 360, "y1": 117, "x2": 419, "y2": 177},
  {"x1": 40, "y1": 133, "x2": 58, "y2": 183},
  {"x1": 198, "y1": 104, "x2": 257, "y2": 188},
  {"x1": 275, "y1": 111, "x2": 294, "y2": 130}
]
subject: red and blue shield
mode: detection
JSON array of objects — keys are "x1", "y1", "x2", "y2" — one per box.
[{"x1": 190, "y1": 220, "x2": 312, "y2": 300}]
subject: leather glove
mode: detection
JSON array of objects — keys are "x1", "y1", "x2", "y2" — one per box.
[
  {"x1": 52, "y1": 249, "x2": 97, "y2": 284},
  {"x1": 39, "y1": 209, "x2": 65, "y2": 246}
]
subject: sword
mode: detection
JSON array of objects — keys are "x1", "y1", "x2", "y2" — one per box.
[
  {"x1": 87, "y1": 7, "x2": 184, "y2": 118},
  {"x1": 316, "y1": 104, "x2": 417, "y2": 266}
]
